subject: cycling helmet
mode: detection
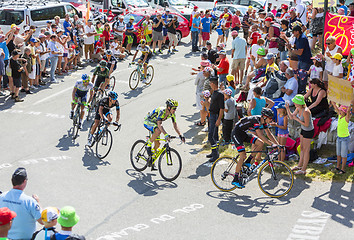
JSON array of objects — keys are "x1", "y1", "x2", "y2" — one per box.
[
  {"x1": 82, "y1": 74, "x2": 89, "y2": 81},
  {"x1": 99, "y1": 60, "x2": 107, "y2": 67},
  {"x1": 202, "y1": 90, "x2": 211, "y2": 98},
  {"x1": 166, "y1": 99, "x2": 178, "y2": 108},
  {"x1": 140, "y1": 39, "x2": 146, "y2": 45},
  {"x1": 105, "y1": 49, "x2": 113, "y2": 55},
  {"x1": 261, "y1": 108, "x2": 274, "y2": 118},
  {"x1": 108, "y1": 91, "x2": 118, "y2": 100}
]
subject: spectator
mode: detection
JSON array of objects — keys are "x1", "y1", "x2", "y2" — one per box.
[
  {"x1": 246, "y1": 25, "x2": 261, "y2": 73},
  {"x1": 48, "y1": 35, "x2": 60, "y2": 83},
  {"x1": 241, "y1": 7, "x2": 253, "y2": 40},
  {"x1": 191, "y1": 12, "x2": 201, "y2": 52},
  {"x1": 94, "y1": 21, "x2": 103, "y2": 44},
  {"x1": 205, "y1": 41, "x2": 218, "y2": 64},
  {"x1": 349, "y1": 3, "x2": 354, "y2": 17},
  {"x1": 111, "y1": 36, "x2": 125, "y2": 60},
  {"x1": 0, "y1": 45, "x2": 4, "y2": 93},
  {"x1": 112, "y1": 16, "x2": 125, "y2": 42},
  {"x1": 244, "y1": 47, "x2": 267, "y2": 90},
  {"x1": 38, "y1": 34, "x2": 49, "y2": 84},
  {"x1": 10, "y1": 50, "x2": 24, "y2": 102},
  {"x1": 271, "y1": 102, "x2": 289, "y2": 162},
  {"x1": 142, "y1": 15, "x2": 153, "y2": 45},
  {"x1": 213, "y1": 50, "x2": 229, "y2": 86},
  {"x1": 63, "y1": 14, "x2": 72, "y2": 36},
  {"x1": 288, "y1": 8, "x2": 300, "y2": 30},
  {"x1": 230, "y1": 30, "x2": 246, "y2": 85},
  {"x1": 125, "y1": 16, "x2": 135, "y2": 55},
  {"x1": 195, "y1": 62, "x2": 206, "y2": 126},
  {"x1": 265, "y1": 17, "x2": 280, "y2": 55},
  {"x1": 248, "y1": 86, "x2": 274, "y2": 116},
  {"x1": 286, "y1": 95, "x2": 314, "y2": 175},
  {"x1": 280, "y1": 4, "x2": 290, "y2": 19},
  {"x1": 166, "y1": 15, "x2": 179, "y2": 54},
  {"x1": 55, "y1": 30, "x2": 66, "y2": 75},
  {"x1": 324, "y1": 36, "x2": 342, "y2": 82},
  {"x1": 339, "y1": 0, "x2": 349, "y2": 16},
  {"x1": 304, "y1": 78, "x2": 329, "y2": 117},
  {"x1": 21, "y1": 47, "x2": 32, "y2": 93},
  {"x1": 249, "y1": 38, "x2": 264, "y2": 72},
  {"x1": 295, "y1": 0, "x2": 307, "y2": 26},
  {"x1": 309, "y1": 7, "x2": 324, "y2": 50},
  {"x1": 32, "y1": 207, "x2": 59, "y2": 240},
  {"x1": 330, "y1": 53, "x2": 343, "y2": 78},
  {"x1": 0, "y1": 31, "x2": 14, "y2": 89},
  {"x1": 28, "y1": 38, "x2": 39, "y2": 88},
  {"x1": 226, "y1": 74, "x2": 236, "y2": 97},
  {"x1": 101, "y1": 23, "x2": 111, "y2": 50},
  {"x1": 264, "y1": 60, "x2": 289, "y2": 100},
  {"x1": 46, "y1": 21, "x2": 52, "y2": 33},
  {"x1": 289, "y1": 25, "x2": 312, "y2": 71},
  {"x1": 50, "y1": 25, "x2": 58, "y2": 36},
  {"x1": 282, "y1": 68, "x2": 298, "y2": 105},
  {"x1": 84, "y1": 20, "x2": 96, "y2": 62},
  {"x1": 51, "y1": 206, "x2": 84, "y2": 240},
  {"x1": 152, "y1": 13, "x2": 164, "y2": 54},
  {"x1": 215, "y1": 17, "x2": 225, "y2": 46},
  {"x1": 222, "y1": 88, "x2": 236, "y2": 145},
  {"x1": 0, "y1": 207, "x2": 17, "y2": 239},
  {"x1": 0, "y1": 167, "x2": 43, "y2": 240},
  {"x1": 220, "y1": 8, "x2": 232, "y2": 43},
  {"x1": 201, "y1": 10, "x2": 212, "y2": 48},
  {"x1": 231, "y1": 10, "x2": 241, "y2": 32},
  {"x1": 308, "y1": 55, "x2": 323, "y2": 81},
  {"x1": 162, "y1": 9, "x2": 171, "y2": 49},
  {"x1": 53, "y1": 16, "x2": 62, "y2": 30}
]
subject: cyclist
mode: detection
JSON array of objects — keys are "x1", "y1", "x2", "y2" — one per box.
[
  {"x1": 102, "y1": 50, "x2": 118, "y2": 76},
  {"x1": 70, "y1": 74, "x2": 94, "y2": 128},
  {"x1": 144, "y1": 99, "x2": 185, "y2": 169},
  {"x1": 87, "y1": 91, "x2": 120, "y2": 146},
  {"x1": 231, "y1": 108, "x2": 279, "y2": 188},
  {"x1": 131, "y1": 39, "x2": 152, "y2": 83},
  {"x1": 91, "y1": 60, "x2": 110, "y2": 93}
]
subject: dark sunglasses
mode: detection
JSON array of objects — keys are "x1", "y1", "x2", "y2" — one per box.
[
  {"x1": 171, "y1": 107, "x2": 177, "y2": 110},
  {"x1": 325, "y1": 42, "x2": 332, "y2": 45}
]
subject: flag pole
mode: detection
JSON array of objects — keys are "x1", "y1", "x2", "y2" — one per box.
[{"x1": 322, "y1": 0, "x2": 329, "y2": 55}]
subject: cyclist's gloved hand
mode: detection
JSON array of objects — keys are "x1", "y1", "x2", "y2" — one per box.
[
  {"x1": 164, "y1": 134, "x2": 170, "y2": 141},
  {"x1": 179, "y1": 135, "x2": 185, "y2": 143},
  {"x1": 113, "y1": 121, "x2": 119, "y2": 126}
]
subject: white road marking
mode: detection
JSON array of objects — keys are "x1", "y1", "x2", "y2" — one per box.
[
  {"x1": 33, "y1": 86, "x2": 73, "y2": 106},
  {"x1": 0, "y1": 156, "x2": 71, "y2": 170}
]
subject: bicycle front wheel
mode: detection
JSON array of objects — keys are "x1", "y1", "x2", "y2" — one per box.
[
  {"x1": 129, "y1": 70, "x2": 139, "y2": 90},
  {"x1": 210, "y1": 157, "x2": 238, "y2": 192},
  {"x1": 130, "y1": 140, "x2": 149, "y2": 171},
  {"x1": 257, "y1": 160, "x2": 294, "y2": 198},
  {"x1": 144, "y1": 65, "x2": 154, "y2": 85},
  {"x1": 158, "y1": 148, "x2": 182, "y2": 182},
  {"x1": 95, "y1": 130, "x2": 113, "y2": 159},
  {"x1": 109, "y1": 76, "x2": 116, "y2": 91}
]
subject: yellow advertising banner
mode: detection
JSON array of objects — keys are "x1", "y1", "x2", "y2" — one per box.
[
  {"x1": 313, "y1": 0, "x2": 336, "y2": 8},
  {"x1": 328, "y1": 75, "x2": 354, "y2": 106}
]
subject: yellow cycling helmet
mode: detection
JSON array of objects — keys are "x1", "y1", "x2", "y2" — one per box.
[{"x1": 166, "y1": 99, "x2": 178, "y2": 108}]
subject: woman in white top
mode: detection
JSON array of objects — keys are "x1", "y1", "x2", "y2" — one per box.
[{"x1": 324, "y1": 36, "x2": 342, "y2": 82}]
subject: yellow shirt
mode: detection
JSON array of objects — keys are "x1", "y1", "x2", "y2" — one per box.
[{"x1": 29, "y1": 46, "x2": 36, "y2": 66}]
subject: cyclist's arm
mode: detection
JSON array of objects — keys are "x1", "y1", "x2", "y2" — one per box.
[
  {"x1": 99, "y1": 106, "x2": 106, "y2": 121},
  {"x1": 255, "y1": 128, "x2": 273, "y2": 145},
  {"x1": 172, "y1": 121, "x2": 182, "y2": 136},
  {"x1": 109, "y1": 64, "x2": 114, "y2": 76},
  {"x1": 157, "y1": 120, "x2": 167, "y2": 136},
  {"x1": 72, "y1": 87, "x2": 77, "y2": 101},
  {"x1": 91, "y1": 74, "x2": 96, "y2": 84},
  {"x1": 264, "y1": 128, "x2": 279, "y2": 145},
  {"x1": 115, "y1": 107, "x2": 120, "y2": 122},
  {"x1": 88, "y1": 89, "x2": 94, "y2": 103}
]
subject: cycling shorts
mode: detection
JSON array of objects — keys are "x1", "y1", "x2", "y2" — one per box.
[
  {"x1": 139, "y1": 52, "x2": 152, "y2": 64},
  {"x1": 94, "y1": 76, "x2": 107, "y2": 89},
  {"x1": 144, "y1": 119, "x2": 157, "y2": 133},
  {"x1": 107, "y1": 63, "x2": 117, "y2": 72},
  {"x1": 231, "y1": 127, "x2": 258, "y2": 152},
  {"x1": 95, "y1": 108, "x2": 111, "y2": 120},
  {"x1": 74, "y1": 89, "x2": 88, "y2": 104}
]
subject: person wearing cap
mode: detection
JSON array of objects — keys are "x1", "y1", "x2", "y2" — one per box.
[
  {"x1": 231, "y1": 10, "x2": 241, "y2": 32},
  {"x1": 338, "y1": 0, "x2": 348, "y2": 15},
  {"x1": 200, "y1": 10, "x2": 212, "y2": 48},
  {"x1": 142, "y1": 15, "x2": 153, "y2": 46},
  {"x1": 28, "y1": 38, "x2": 40, "y2": 88},
  {"x1": 0, "y1": 29, "x2": 15, "y2": 91},
  {"x1": 285, "y1": 95, "x2": 314, "y2": 175},
  {"x1": 112, "y1": 16, "x2": 125, "y2": 42},
  {"x1": 0, "y1": 207, "x2": 17, "y2": 239},
  {"x1": 161, "y1": 9, "x2": 171, "y2": 49},
  {"x1": 213, "y1": 50, "x2": 229, "y2": 86},
  {"x1": 84, "y1": 19, "x2": 97, "y2": 61},
  {"x1": 307, "y1": 55, "x2": 323, "y2": 81},
  {"x1": 263, "y1": 60, "x2": 290, "y2": 100},
  {"x1": 230, "y1": 30, "x2": 246, "y2": 85},
  {"x1": 222, "y1": 88, "x2": 236, "y2": 145},
  {"x1": 191, "y1": 11, "x2": 202, "y2": 52},
  {"x1": 280, "y1": 4, "x2": 290, "y2": 20},
  {"x1": 0, "y1": 168, "x2": 43, "y2": 240},
  {"x1": 51, "y1": 206, "x2": 84, "y2": 240},
  {"x1": 241, "y1": 6, "x2": 252, "y2": 40},
  {"x1": 323, "y1": 36, "x2": 342, "y2": 82},
  {"x1": 220, "y1": 8, "x2": 232, "y2": 43},
  {"x1": 288, "y1": 8, "x2": 300, "y2": 30},
  {"x1": 330, "y1": 53, "x2": 344, "y2": 78},
  {"x1": 47, "y1": 35, "x2": 61, "y2": 83},
  {"x1": 264, "y1": 53, "x2": 279, "y2": 77},
  {"x1": 205, "y1": 41, "x2": 218, "y2": 64},
  {"x1": 152, "y1": 13, "x2": 164, "y2": 54},
  {"x1": 9, "y1": 50, "x2": 24, "y2": 102},
  {"x1": 38, "y1": 34, "x2": 50, "y2": 83},
  {"x1": 265, "y1": 17, "x2": 280, "y2": 55},
  {"x1": 31, "y1": 207, "x2": 59, "y2": 240},
  {"x1": 270, "y1": 102, "x2": 289, "y2": 162},
  {"x1": 281, "y1": 67, "x2": 298, "y2": 106}
]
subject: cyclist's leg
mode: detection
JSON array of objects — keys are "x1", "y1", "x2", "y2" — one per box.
[
  {"x1": 231, "y1": 129, "x2": 248, "y2": 174},
  {"x1": 79, "y1": 94, "x2": 88, "y2": 122},
  {"x1": 143, "y1": 63, "x2": 147, "y2": 78},
  {"x1": 144, "y1": 120, "x2": 159, "y2": 156},
  {"x1": 71, "y1": 96, "x2": 78, "y2": 111}
]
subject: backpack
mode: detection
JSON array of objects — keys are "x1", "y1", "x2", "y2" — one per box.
[{"x1": 264, "y1": 71, "x2": 287, "y2": 99}]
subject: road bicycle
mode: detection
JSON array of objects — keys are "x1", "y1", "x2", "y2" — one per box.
[
  {"x1": 210, "y1": 146, "x2": 294, "y2": 198},
  {"x1": 130, "y1": 134, "x2": 182, "y2": 182},
  {"x1": 86, "y1": 89, "x2": 105, "y2": 121},
  {"x1": 88, "y1": 120, "x2": 121, "y2": 159},
  {"x1": 71, "y1": 97, "x2": 84, "y2": 139},
  {"x1": 128, "y1": 62, "x2": 154, "y2": 90},
  {"x1": 107, "y1": 75, "x2": 116, "y2": 91}
]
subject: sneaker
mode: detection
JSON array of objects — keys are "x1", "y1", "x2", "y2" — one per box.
[
  {"x1": 14, "y1": 96, "x2": 24, "y2": 102},
  {"x1": 158, "y1": 49, "x2": 163, "y2": 54},
  {"x1": 202, "y1": 126, "x2": 208, "y2": 132},
  {"x1": 172, "y1": 49, "x2": 178, "y2": 52},
  {"x1": 231, "y1": 181, "x2": 245, "y2": 188},
  {"x1": 87, "y1": 139, "x2": 93, "y2": 147},
  {"x1": 167, "y1": 50, "x2": 172, "y2": 54},
  {"x1": 153, "y1": 50, "x2": 157, "y2": 54},
  {"x1": 20, "y1": 88, "x2": 26, "y2": 92},
  {"x1": 10, "y1": 92, "x2": 15, "y2": 99},
  {"x1": 25, "y1": 90, "x2": 32, "y2": 94},
  {"x1": 151, "y1": 163, "x2": 158, "y2": 171},
  {"x1": 145, "y1": 146, "x2": 153, "y2": 156},
  {"x1": 142, "y1": 79, "x2": 147, "y2": 84},
  {"x1": 69, "y1": 111, "x2": 74, "y2": 119},
  {"x1": 39, "y1": 80, "x2": 46, "y2": 85},
  {"x1": 51, "y1": 80, "x2": 59, "y2": 84}
]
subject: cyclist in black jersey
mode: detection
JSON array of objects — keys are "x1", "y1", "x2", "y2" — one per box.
[
  {"x1": 91, "y1": 60, "x2": 110, "y2": 92},
  {"x1": 231, "y1": 108, "x2": 279, "y2": 188},
  {"x1": 102, "y1": 50, "x2": 117, "y2": 76},
  {"x1": 87, "y1": 91, "x2": 120, "y2": 146}
]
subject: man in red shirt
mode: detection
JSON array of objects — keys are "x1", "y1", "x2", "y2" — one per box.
[
  {"x1": 213, "y1": 50, "x2": 229, "y2": 86},
  {"x1": 231, "y1": 10, "x2": 241, "y2": 31},
  {"x1": 220, "y1": 8, "x2": 233, "y2": 43}
]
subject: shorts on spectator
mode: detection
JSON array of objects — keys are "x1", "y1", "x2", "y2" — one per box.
[
  {"x1": 224, "y1": 28, "x2": 230, "y2": 38},
  {"x1": 92, "y1": 53, "x2": 102, "y2": 60},
  {"x1": 202, "y1": 32, "x2": 210, "y2": 41},
  {"x1": 152, "y1": 30, "x2": 163, "y2": 41},
  {"x1": 13, "y1": 77, "x2": 22, "y2": 88},
  {"x1": 196, "y1": 93, "x2": 203, "y2": 111},
  {"x1": 162, "y1": 28, "x2": 168, "y2": 37},
  {"x1": 231, "y1": 58, "x2": 246, "y2": 71},
  {"x1": 5, "y1": 64, "x2": 11, "y2": 77},
  {"x1": 40, "y1": 60, "x2": 46, "y2": 72},
  {"x1": 167, "y1": 32, "x2": 178, "y2": 46},
  {"x1": 300, "y1": 129, "x2": 314, "y2": 139},
  {"x1": 29, "y1": 64, "x2": 36, "y2": 80},
  {"x1": 336, "y1": 136, "x2": 349, "y2": 158},
  {"x1": 278, "y1": 133, "x2": 289, "y2": 138},
  {"x1": 84, "y1": 44, "x2": 94, "y2": 54},
  {"x1": 63, "y1": 53, "x2": 68, "y2": 58}
]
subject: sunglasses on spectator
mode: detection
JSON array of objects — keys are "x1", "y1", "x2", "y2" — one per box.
[{"x1": 325, "y1": 42, "x2": 332, "y2": 45}]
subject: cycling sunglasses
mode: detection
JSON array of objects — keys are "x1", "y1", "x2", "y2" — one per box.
[
  {"x1": 82, "y1": 80, "x2": 89, "y2": 83},
  {"x1": 171, "y1": 107, "x2": 177, "y2": 110}
]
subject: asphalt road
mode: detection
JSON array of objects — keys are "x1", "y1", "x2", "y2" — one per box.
[{"x1": 0, "y1": 35, "x2": 353, "y2": 240}]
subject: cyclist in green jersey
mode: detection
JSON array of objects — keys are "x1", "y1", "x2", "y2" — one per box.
[
  {"x1": 144, "y1": 99, "x2": 185, "y2": 169},
  {"x1": 91, "y1": 60, "x2": 110, "y2": 92}
]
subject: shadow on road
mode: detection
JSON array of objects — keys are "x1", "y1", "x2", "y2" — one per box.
[
  {"x1": 81, "y1": 147, "x2": 111, "y2": 170},
  {"x1": 311, "y1": 180, "x2": 354, "y2": 228},
  {"x1": 56, "y1": 129, "x2": 80, "y2": 151},
  {"x1": 121, "y1": 85, "x2": 148, "y2": 100},
  {"x1": 188, "y1": 160, "x2": 212, "y2": 179},
  {"x1": 126, "y1": 169, "x2": 177, "y2": 197}
]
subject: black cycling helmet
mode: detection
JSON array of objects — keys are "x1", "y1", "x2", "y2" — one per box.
[
  {"x1": 105, "y1": 49, "x2": 113, "y2": 55},
  {"x1": 140, "y1": 39, "x2": 146, "y2": 45},
  {"x1": 261, "y1": 107, "x2": 274, "y2": 118},
  {"x1": 99, "y1": 60, "x2": 107, "y2": 67}
]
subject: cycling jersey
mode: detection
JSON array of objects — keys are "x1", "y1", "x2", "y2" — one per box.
[
  {"x1": 95, "y1": 96, "x2": 120, "y2": 120},
  {"x1": 137, "y1": 44, "x2": 152, "y2": 55},
  {"x1": 144, "y1": 107, "x2": 176, "y2": 133},
  {"x1": 74, "y1": 80, "x2": 94, "y2": 103},
  {"x1": 93, "y1": 66, "x2": 110, "y2": 78},
  {"x1": 102, "y1": 55, "x2": 117, "y2": 70},
  {"x1": 235, "y1": 115, "x2": 268, "y2": 132}
]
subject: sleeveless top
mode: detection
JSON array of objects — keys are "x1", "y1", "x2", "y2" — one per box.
[
  {"x1": 297, "y1": 108, "x2": 314, "y2": 131},
  {"x1": 251, "y1": 97, "x2": 266, "y2": 115},
  {"x1": 325, "y1": 45, "x2": 341, "y2": 72},
  {"x1": 269, "y1": 25, "x2": 280, "y2": 49},
  {"x1": 310, "y1": 88, "x2": 329, "y2": 110},
  {"x1": 337, "y1": 115, "x2": 350, "y2": 138},
  {"x1": 278, "y1": 114, "x2": 289, "y2": 135}
]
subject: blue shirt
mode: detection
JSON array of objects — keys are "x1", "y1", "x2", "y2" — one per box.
[
  {"x1": 191, "y1": 17, "x2": 200, "y2": 32},
  {"x1": 231, "y1": 36, "x2": 247, "y2": 59},
  {"x1": 0, "y1": 41, "x2": 10, "y2": 61},
  {"x1": 294, "y1": 33, "x2": 312, "y2": 64},
  {"x1": 0, "y1": 189, "x2": 41, "y2": 240},
  {"x1": 48, "y1": 40, "x2": 59, "y2": 58},
  {"x1": 63, "y1": 20, "x2": 71, "y2": 35},
  {"x1": 339, "y1": 5, "x2": 348, "y2": 16},
  {"x1": 201, "y1": 17, "x2": 212, "y2": 33}
]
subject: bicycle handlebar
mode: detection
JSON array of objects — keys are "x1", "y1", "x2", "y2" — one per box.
[{"x1": 113, "y1": 123, "x2": 121, "y2": 131}]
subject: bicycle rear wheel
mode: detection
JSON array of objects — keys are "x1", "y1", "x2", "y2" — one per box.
[
  {"x1": 144, "y1": 65, "x2": 154, "y2": 85},
  {"x1": 129, "y1": 70, "x2": 139, "y2": 90},
  {"x1": 72, "y1": 107, "x2": 80, "y2": 139},
  {"x1": 158, "y1": 148, "x2": 182, "y2": 182},
  {"x1": 210, "y1": 157, "x2": 238, "y2": 192},
  {"x1": 257, "y1": 160, "x2": 294, "y2": 198},
  {"x1": 130, "y1": 140, "x2": 149, "y2": 171},
  {"x1": 95, "y1": 130, "x2": 113, "y2": 159}
]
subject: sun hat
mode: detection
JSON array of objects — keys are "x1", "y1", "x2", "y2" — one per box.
[
  {"x1": 281, "y1": 4, "x2": 288, "y2": 9},
  {"x1": 129, "y1": 16, "x2": 135, "y2": 20},
  {"x1": 256, "y1": 47, "x2": 266, "y2": 56},
  {"x1": 248, "y1": 6, "x2": 253, "y2": 9},
  {"x1": 203, "y1": 67, "x2": 212, "y2": 72},
  {"x1": 226, "y1": 74, "x2": 235, "y2": 82},
  {"x1": 311, "y1": 55, "x2": 322, "y2": 62},
  {"x1": 339, "y1": 105, "x2": 348, "y2": 113},
  {"x1": 41, "y1": 207, "x2": 60, "y2": 223},
  {"x1": 263, "y1": 53, "x2": 275, "y2": 60},
  {"x1": 331, "y1": 53, "x2": 343, "y2": 60},
  {"x1": 292, "y1": 94, "x2": 305, "y2": 105},
  {"x1": 57, "y1": 206, "x2": 80, "y2": 228},
  {"x1": 231, "y1": 30, "x2": 238, "y2": 36},
  {"x1": 219, "y1": 43, "x2": 225, "y2": 49},
  {"x1": 38, "y1": 34, "x2": 46, "y2": 38},
  {"x1": 194, "y1": 5, "x2": 198, "y2": 9},
  {"x1": 223, "y1": 89, "x2": 233, "y2": 96},
  {"x1": 200, "y1": 60, "x2": 211, "y2": 67},
  {"x1": 0, "y1": 207, "x2": 17, "y2": 226},
  {"x1": 275, "y1": 102, "x2": 286, "y2": 109}
]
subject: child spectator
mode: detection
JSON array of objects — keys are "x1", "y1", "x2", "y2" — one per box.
[
  {"x1": 308, "y1": 55, "x2": 323, "y2": 81},
  {"x1": 10, "y1": 50, "x2": 24, "y2": 102},
  {"x1": 271, "y1": 103, "x2": 288, "y2": 161},
  {"x1": 111, "y1": 36, "x2": 125, "y2": 60},
  {"x1": 215, "y1": 18, "x2": 225, "y2": 46},
  {"x1": 51, "y1": 206, "x2": 83, "y2": 240},
  {"x1": 226, "y1": 74, "x2": 236, "y2": 97},
  {"x1": 249, "y1": 38, "x2": 265, "y2": 72},
  {"x1": 31, "y1": 207, "x2": 59, "y2": 240},
  {"x1": 222, "y1": 88, "x2": 236, "y2": 145},
  {"x1": 247, "y1": 86, "x2": 274, "y2": 116},
  {"x1": 331, "y1": 102, "x2": 352, "y2": 174},
  {"x1": 331, "y1": 53, "x2": 343, "y2": 78}
]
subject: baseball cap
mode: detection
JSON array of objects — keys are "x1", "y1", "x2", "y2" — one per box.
[
  {"x1": 30, "y1": 38, "x2": 38, "y2": 43},
  {"x1": 0, "y1": 34, "x2": 5, "y2": 39},
  {"x1": 194, "y1": 5, "x2": 198, "y2": 9},
  {"x1": 203, "y1": 67, "x2": 212, "y2": 73},
  {"x1": 38, "y1": 34, "x2": 46, "y2": 38},
  {"x1": 44, "y1": 31, "x2": 51, "y2": 36},
  {"x1": 275, "y1": 102, "x2": 286, "y2": 109},
  {"x1": 41, "y1": 207, "x2": 60, "y2": 223},
  {"x1": 331, "y1": 53, "x2": 343, "y2": 60},
  {"x1": 218, "y1": 50, "x2": 226, "y2": 55},
  {"x1": 223, "y1": 89, "x2": 233, "y2": 96},
  {"x1": 292, "y1": 94, "x2": 305, "y2": 105},
  {"x1": 57, "y1": 206, "x2": 80, "y2": 228},
  {"x1": 11, "y1": 167, "x2": 27, "y2": 186},
  {"x1": 223, "y1": 14, "x2": 229, "y2": 18},
  {"x1": 283, "y1": 60, "x2": 290, "y2": 67},
  {"x1": 311, "y1": 55, "x2": 322, "y2": 62},
  {"x1": 206, "y1": 40, "x2": 211, "y2": 46},
  {"x1": 265, "y1": 17, "x2": 273, "y2": 22},
  {"x1": 281, "y1": 4, "x2": 288, "y2": 9},
  {"x1": 226, "y1": 74, "x2": 234, "y2": 82},
  {"x1": 119, "y1": 15, "x2": 124, "y2": 19},
  {"x1": 258, "y1": 9, "x2": 266, "y2": 14},
  {"x1": 24, "y1": 26, "x2": 30, "y2": 31},
  {"x1": 46, "y1": 20, "x2": 52, "y2": 24},
  {"x1": 165, "y1": 9, "x2": 170, "y2": 12},
  {"x1": 263, "y1": 53, "x2": 275, "y2": 60},
  {"x1": 0, "y1": 207, "x2": 17, "y2": 226}
]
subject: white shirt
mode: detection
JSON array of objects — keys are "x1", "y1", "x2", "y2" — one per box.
[
  {"x1": 250, "y1": 44, "x2": 261, "y2": 59},
  {"x1": 113, "y1": 20, "x2": 125, "y2": 36},
  {"x1": 283, "y1": 77, "x2": 298, "y2": 104},
  {"x1": 325, "y1": 45, "x2": 342, "y2": 72},
  {"x1": 111, "y1": 42, "x2": 119, "y2": 55},
  {"x1": 84, "y1": 25, "x2": 96, "y2": 45},
  {"x1": 309, "y1": 65, "x2": 323, "y2": 79},
  {"x1": 296, "y1": 3, "x2": 307, "y2": 25},
  {"x1": 332, "y1": 64, "x2": 343, "y2": 77}
]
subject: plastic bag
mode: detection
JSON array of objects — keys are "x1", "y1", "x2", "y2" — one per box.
[{"x1": 317, "y1": 131, "x2": 328, "y2": 149}]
